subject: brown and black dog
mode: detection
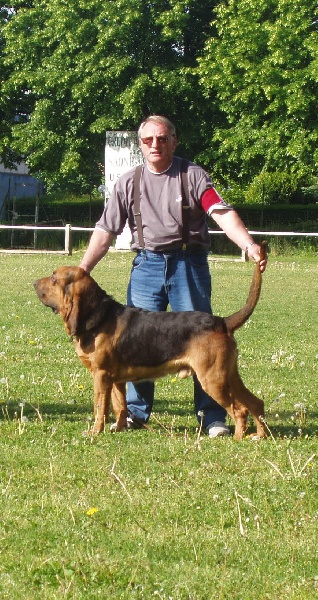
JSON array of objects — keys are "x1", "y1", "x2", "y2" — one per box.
[{"x1": 33, "y1": 242, "x2": 267, "y2": 439}]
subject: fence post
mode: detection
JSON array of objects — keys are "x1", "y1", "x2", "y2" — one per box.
[{"x1": 65, "y1": 224, "x2": 72, "y2": 255}]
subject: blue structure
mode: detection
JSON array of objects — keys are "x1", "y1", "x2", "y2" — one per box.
[{"x1": 0, "y1": 163, "x2": 43, "y2": 219}]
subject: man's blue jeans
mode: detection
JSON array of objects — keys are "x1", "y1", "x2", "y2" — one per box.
[{"x1": 126, "y1": 249, "x2": 227, "y2": 429}]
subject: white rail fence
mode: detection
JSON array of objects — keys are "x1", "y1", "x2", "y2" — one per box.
[{"x1": 0, "y1": 224, "x2": 317, "y2": 260}]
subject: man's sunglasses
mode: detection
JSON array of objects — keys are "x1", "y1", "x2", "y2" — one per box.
[{"x1": 140, "y1": 135, "x2": 175, "y2": 146}]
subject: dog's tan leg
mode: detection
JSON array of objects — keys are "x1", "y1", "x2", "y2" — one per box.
[
  {"x1": 227, "y1": 400, "x2": 249, "y2": 441},
  {"x1": 199, "y1": 381, "x2": 252, "y2": 441},
  {"x1": 196, "y1": 372, "x2": 240, "y2": 437},
  {"x1": 195, "y1": 340, "x2": 266, "y2": 440},
  {"x1": 217, "y1": 399, "x2": 248, "y2": 440},
  {"x1": 202, "y1": 377, "x2": 265, "y2": 441},
  {"x1": 111, "y1": 383, "x2": 128, "y2": 431},
  {"x1": 230, "y1": 401, "x2": 250, "y2": 440},
  {"x1": 91, "y1": 371, "x2": 111, "y2": 433},
  {"x1": 196, "y1": 364, "x2": 251, "y2": 440},
  {"x1": 229, "y1": 369, "x2": 266, "y2": 439}
]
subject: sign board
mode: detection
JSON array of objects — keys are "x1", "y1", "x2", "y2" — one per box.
[{"x1": 105, "y1": 131, "x2": 143, "y2": 249}]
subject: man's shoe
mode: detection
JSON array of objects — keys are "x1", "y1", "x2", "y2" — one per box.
[
  {"x1": 206, "y1": 421, "x2": 231, "y2": 438},
  {"x1": 126, "y1": 416, "x2": 144, "y2": 430},
  {"x1": 110, "y1": 416, "x2": 145, "y2": 432}
]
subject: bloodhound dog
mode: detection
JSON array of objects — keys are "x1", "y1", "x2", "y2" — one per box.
[{"x1": 33, "y1": 242, "x2": 267, "y2": 439}]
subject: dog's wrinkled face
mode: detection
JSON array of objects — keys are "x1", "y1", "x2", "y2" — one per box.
[
  {"x1": 34, "y1": 266, "x2": 83, "y2": 311},
  {"x1": 34, "y1": 266, "x2": 90, "y2": 336},
  {"x1": 34, "y1": 266, "x2": 110, "y2": 337}
]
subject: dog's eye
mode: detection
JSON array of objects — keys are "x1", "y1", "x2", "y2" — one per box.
[{"x1": 51, "y1": 274, "x2": 57, "y2": 283}]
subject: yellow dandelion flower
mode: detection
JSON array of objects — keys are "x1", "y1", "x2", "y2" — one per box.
[{"x1": 86, "y1": 507, "x2": 99, "y2": 516}]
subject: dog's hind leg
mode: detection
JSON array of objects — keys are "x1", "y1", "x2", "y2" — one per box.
[
  {"x1": 196, "y1": 367, "x2": 252, "y2": 441},
  {"x1": 228, "y1": 400, "x2": 249, "y2": 441},
  {"x1": 111, "y1": 382, "x2": 128, "y2": 431},
  {"x1": 229, "y1": 400, "x2": 253, "y2": 440},
  {"x1": 196, "y1": 373, "x2": 241, "y2": 439},
  {"x1": 229, "y1": 369, "x2": 266, "y2": 440}
]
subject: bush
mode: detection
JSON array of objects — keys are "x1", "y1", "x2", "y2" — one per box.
[
  {"x1": 301, "y1": 184, "x2": 318, "y2": 204},
  {"x1": 218, "y1": 184, "x2": 246, "y2": 205},
  {"x1": 244, "y1": 171, "x2": 302, "y2": 205}
]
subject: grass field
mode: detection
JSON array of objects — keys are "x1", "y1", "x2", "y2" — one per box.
[{"x1": 0, "y1": 248, "x2": 317, "y2": 599}]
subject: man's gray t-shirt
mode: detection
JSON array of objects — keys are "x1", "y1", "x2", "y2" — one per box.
[{"x1": 96, "y1": 156, "x2": 230, "y2": 252}]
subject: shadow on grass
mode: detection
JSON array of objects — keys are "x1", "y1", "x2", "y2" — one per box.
[
  {"x1": 244, "y1": 409, "x2": 318, "y2": 439},
  {"x1": 2, "y1": 400, "x2": 317, "y2": 438},
  {"x1": 2, "y1": 399, "x2": 92, "y2": 424},
  {"x1": 154, "y1": 400, "x2": 318, "y2": 438}
]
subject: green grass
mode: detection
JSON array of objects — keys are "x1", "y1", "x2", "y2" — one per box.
[{"x1": 0, "y1": 249, "x2": 317, "y2": 599}]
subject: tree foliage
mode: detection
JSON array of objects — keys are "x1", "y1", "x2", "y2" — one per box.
[
  {"x1": 2, "y1": 0, "x2": 216, "y2": 191},
  {"x1": 1, "y1": 0, "x2": 317, "y2": 192},
  {"x1": 0, "y1": 5, "x2": 28, "y2": 167},
  {"x1": 198, "y1": 0, "x2": 318, "y2": 186}
]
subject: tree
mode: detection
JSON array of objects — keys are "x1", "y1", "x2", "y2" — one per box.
[
  {"x1": 0, "y1": 5, "x2": 27, "y2": 167},
  {"x1": 2, "y1": 0, "x2": 217, "y2": 191},
  {"x1": 197, "y1": 0, "x2": 318, "y2": 186}
]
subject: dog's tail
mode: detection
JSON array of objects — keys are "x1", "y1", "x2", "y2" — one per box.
[{"x1": 224, "y1": 241, "x2": 267, "y2": 334}]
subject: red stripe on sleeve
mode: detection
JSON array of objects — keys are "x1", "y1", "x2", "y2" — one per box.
[{"x1": 201, "y1": 188, "x2": 225, "y2": 212}]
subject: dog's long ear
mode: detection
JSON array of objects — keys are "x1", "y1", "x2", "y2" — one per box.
[
  {"x1": 85, "y1": 295, "x2": 111, "y2": 331},
  {"x1": 63, "y1": 273, "x2": 112, "y2": 336},
  {"x1": 63, "y1": 286, "x2": 81, "y2": 337}
]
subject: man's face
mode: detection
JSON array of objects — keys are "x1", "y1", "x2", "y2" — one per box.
[{"x1": 139, "y1": 121, "x2": 178, "y2": 173}]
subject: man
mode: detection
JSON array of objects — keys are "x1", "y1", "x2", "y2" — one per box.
[{"x1": 79, "y1": 115, "x2": 267, "y2": 437}]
